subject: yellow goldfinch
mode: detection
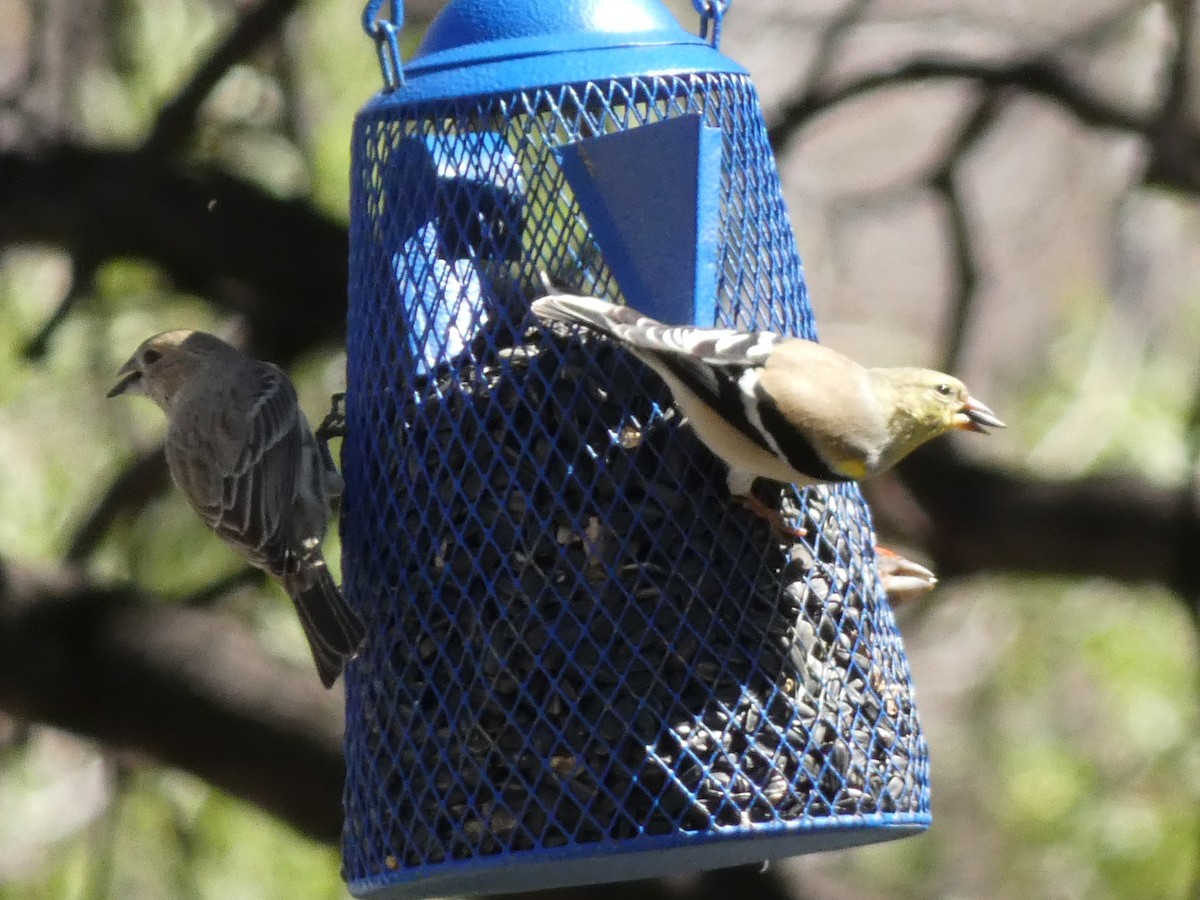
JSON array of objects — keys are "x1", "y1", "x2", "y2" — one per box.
[
  {"x1": 530, "y1": 293, "x2": 1003, "y2": 505},
  {"x1": 107, "y1": 331, "x2": 365, "y2": 688}
]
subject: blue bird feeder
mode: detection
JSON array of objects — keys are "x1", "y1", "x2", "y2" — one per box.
[{"x1": 342, "y1": 2, "x2": 931, "y2": 897}]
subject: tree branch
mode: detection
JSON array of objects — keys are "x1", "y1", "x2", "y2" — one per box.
[
  {"x1": 140, "y1": 0, "x2": 303, "y2": 158},
  {"x1": 769, "y1": 57, "x2": 1153, "y2": 149},
  {"x1": 768, "y1": 50, "x2": 1200, "y2": 211},
  {"x1": 795, "y1": 0, "x2": 874, "y2": 98},
  {"x1": 0, "y1": 145, "x2": 348, "y2": 363},
  {"x1": 23, "y1": 252, "x2": 99, "y2": 360},
  {"x1": 177, "y1": 566, "x2": 268, "y2": 608},
  {"x1": 1146, "y1": 0, "x2": 1200, "y2": 191},
  {"x1": 0, "y1": 557, "x2": 347, "y2": 844},
  {"x1": 1160, "y1": 0, "x2": 1195, "y2": 123},
  {"x1": 66, "y1": 448, "x2": 169, "y2": 564},
  {"x1": 929, "y1": 90, "x2": 1001, "y2": 373},
  {"x1": 897, "y1": 444, "x2": 1200, "y2": 605}
]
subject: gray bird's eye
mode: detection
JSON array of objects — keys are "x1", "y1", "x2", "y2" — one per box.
[{"x1": 142, "y1": 348, "x2": 162, "y2": 365}]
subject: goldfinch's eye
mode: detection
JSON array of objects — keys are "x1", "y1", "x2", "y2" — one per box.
[
  {"x1": 935, "y1": 383, "x2": 953, "y2": 396},
  {"x1": 142, "y1": 348, "x2": 162, "y2": 365}
]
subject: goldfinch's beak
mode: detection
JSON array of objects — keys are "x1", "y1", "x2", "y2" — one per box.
[
  {"x1": 954, "y1": 395, "x2": 1005, "y2": 433},
  {"x1": 107, "y1": 360, "x2": 142, "y2": 398}
]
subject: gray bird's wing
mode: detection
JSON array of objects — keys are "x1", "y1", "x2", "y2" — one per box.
[{"x1": 168, "y1": 362, "x2": 303, "y2": 574}]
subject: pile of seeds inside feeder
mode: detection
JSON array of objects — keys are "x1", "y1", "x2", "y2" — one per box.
[{"x1": 345, "y1": 326, "x2": 927, "y2": 868}]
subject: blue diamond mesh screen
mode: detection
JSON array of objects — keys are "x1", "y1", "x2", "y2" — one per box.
[{"x1": 341, "y1": 72, "x2": 930, "y2": 897}]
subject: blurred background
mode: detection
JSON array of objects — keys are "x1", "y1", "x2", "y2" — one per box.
[{"x1": 2, "y1": 0, "x2": 1199, "y2": 898}]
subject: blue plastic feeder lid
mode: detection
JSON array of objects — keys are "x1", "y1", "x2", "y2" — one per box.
[{"x1": 364, "y1": 0, "x2": 747, "y2": 105}]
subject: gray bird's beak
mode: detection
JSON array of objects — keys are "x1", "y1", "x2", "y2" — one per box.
[
  {"x1": 106, "y1": 359, "x2": 142, "y2": 398},
  {"x1": 954, "y1": 395, "x2": 1005, "y2": 433}
]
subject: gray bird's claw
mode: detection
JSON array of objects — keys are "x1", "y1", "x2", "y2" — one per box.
[{"x1": 315, "y1": 392, "x2": 346, "y2": 441}]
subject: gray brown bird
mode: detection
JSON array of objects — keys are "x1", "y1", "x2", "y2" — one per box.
[
  {"x1": 108, "y1": 331, "x2": 365, "y2": 688},
  {"x1": 531, "y1": 293, "x2": 1003, "y2": 530}
]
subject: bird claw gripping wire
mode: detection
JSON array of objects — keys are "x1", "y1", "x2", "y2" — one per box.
[
  {"x1": 317, "y1": 392, "x2": 347, "y2": 439},
  {"x1": 316, "y1": 392, "x2": 347, "y2": 470}
]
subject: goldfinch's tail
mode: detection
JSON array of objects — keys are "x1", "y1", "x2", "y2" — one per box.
[
  {"x1": 531, "y1": 293, "x2": 776, "y2": 366},
  {"x1": 530, "y1": 292, "x2": 708, "y2": 357},
  {"x1": 530, "y1": 293, "x2": 647, "y2": 342}
]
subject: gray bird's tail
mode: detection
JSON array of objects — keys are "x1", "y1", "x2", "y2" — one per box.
[{"x1": 282, "y1": 560, "x2": 365, "y2": 689}]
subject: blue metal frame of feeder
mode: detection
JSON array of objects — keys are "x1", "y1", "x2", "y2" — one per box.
[{"x1": 343, "y1": 2, "x2": 931, "y2": 898}]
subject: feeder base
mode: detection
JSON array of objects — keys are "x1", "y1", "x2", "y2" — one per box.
[{"x1": 349, "y1": 820, "x2": 929, "y2": 899}]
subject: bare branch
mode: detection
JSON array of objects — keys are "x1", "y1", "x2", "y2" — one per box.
[
  {"x1": 140, "y1": 0, "x2": 303, "y2": 158},
  {"x1": 23, "y1": 252, "x2": 98, "y2": 360},
  {"x1": 769, "y1": 56, "x2": 1154, "y2": 149},
  {"x1": 0, "y1": 146, "x2": 348, "y2": 364},
  {"x1": 769, "y1": 50, "x2": 1200, "y2": 210},
  {"x1": 796, "y1": 0, "x2": 874, "y2": 98},
  {"x1": 66, "y1": 448, "x2": 169, "y2": 564},
  {"x1": 929, "y1": 90, "x2": 1002, "y2": 373},
  {"x1": 177, "y1": 567, "x2": 268, "y2": 608},
  {"x1": 898, "y1": 444, "x2": 1200, "y2": 607},
  {"x1": 1160, "y1": 0, "x2": 1196, "y2": 122},
  {"x1": 0, "y1": 557, "x2": 347, "y2": 843},
  {"x1": 1143, "y1": 0, "x2": 1200, "y2": 194}
]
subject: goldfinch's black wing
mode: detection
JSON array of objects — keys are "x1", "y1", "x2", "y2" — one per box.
[
  {"x1": 629, "y1": 326, "x2": 852, "y2": 483},
  {"x1": 533, "y1": 294, "x2": 850, "y2": 482}
]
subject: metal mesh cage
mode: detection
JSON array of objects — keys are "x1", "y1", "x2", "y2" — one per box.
[{"x1": 342, "y1": 10, "x2": 930, "y2": 898}]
